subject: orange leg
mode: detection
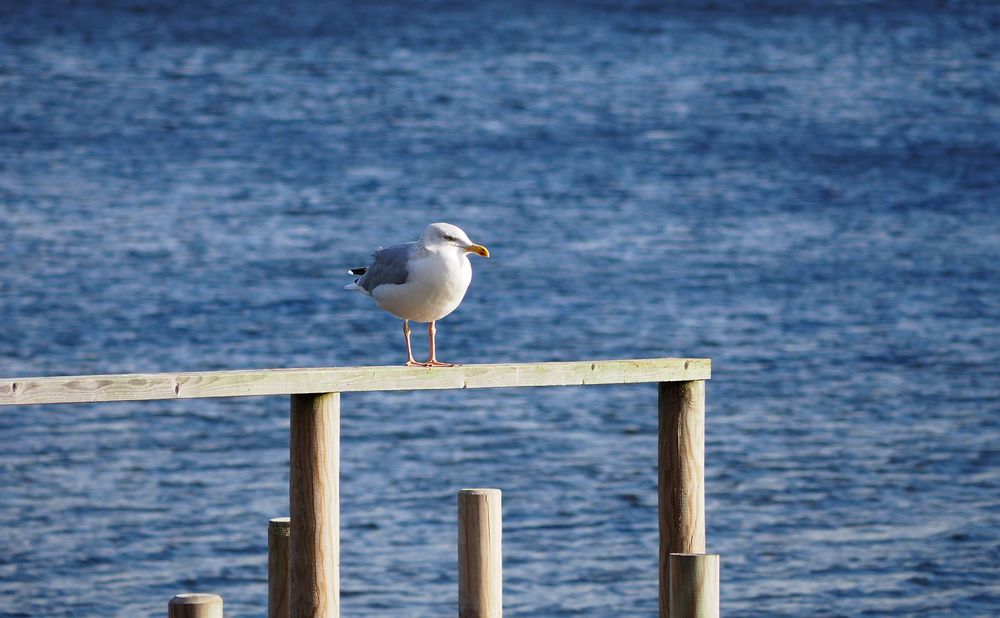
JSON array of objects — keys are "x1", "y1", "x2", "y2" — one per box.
[
  {"x1": 425, "y1": 320, "x2": 455, "y2": 367},
  {"x1": 403, "y1": 320, "x2": 424, "y2": 367}
]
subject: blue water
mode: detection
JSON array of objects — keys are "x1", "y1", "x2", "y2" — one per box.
[{"x1": 2, "y1": 1, "x2": 999, "y2": 615}]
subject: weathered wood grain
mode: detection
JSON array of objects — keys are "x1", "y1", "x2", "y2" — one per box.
[
  {"x1": 458, "y1": 488, "x2": 503, "y2": 618},
  {"x1": 0, "y1": 358, "x2": 710, "y2": 406},
  {"x1": 658, "y1": 381, "x2": 706, "y2": 617},
  {"x1": 290, "y1": 393, "x2": 340, "y2": 618},
  {"x1": 269, "y1": 517, "x2": 291, "y2": 618},
  {"x1": 669, "y1": 553, "x2": 719, "y2": 618}
]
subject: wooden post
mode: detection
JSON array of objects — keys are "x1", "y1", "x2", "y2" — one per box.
[
  {"x1": 290, "y1": 393, "x2": 340, "y2": 618},
  {"x1": 669, "y1": 554, "x2": 719, "y2": 618},
  {"x1": 168, "y1": 593, "x2": 223, "y2": 618},
  {"x1": 658, "y1": 381, "x2": 705, "y2": 617},
  {"x1": 269, "y1": 517, "x2": 291, "y2": 618},
  {"x1": 458, "y1": 488, "x2": 502, "y2": 618}
]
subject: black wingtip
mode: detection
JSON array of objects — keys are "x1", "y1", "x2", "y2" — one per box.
[{"x1": 348, "y1": 267, "x2": 367, "y2": 276}]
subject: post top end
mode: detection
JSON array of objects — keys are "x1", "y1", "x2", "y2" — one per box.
[
  {"x1": 169, "y1": 593, "x2": 223, "y2": 605},
  {"x1": 458, "y1": 488, "x2": 502, "y2": 496},
  {"x1": 269, "y1": 517, "x2": 291, "y2": 535}
]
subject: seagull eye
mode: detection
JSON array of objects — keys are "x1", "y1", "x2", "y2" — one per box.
[{"x1": 443, "y1": 234, "x2": 456, "y2": 242}]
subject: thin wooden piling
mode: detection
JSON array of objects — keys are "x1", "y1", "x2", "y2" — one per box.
[
  {"x1": 168, "y1": 593, "x2": 223, "y2": 618},
  {"x1": 290, "y1": 393, "x2": 340, "y2": 618},
  {"x1": 269, "y1": 517, "x2": 291, "y2": 618},
  {"x1": 458, "y1": 488, "x2": 502, "y2": 618},
  {"x1": 658, "y1": 381, "x2": 706, "y2": 617},
  {"x1": 669, "y1": 554, "x2": 719, "y2": 618}
]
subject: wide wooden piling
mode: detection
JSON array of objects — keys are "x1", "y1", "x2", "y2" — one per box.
[
  {"x1": 458, "y1": 488, "x2": 502, "y2": 618},
  {"x1": 658, "y1": 381, "x2": 706, "y2": 617},
  {"x1": 269, "y1": 517, "x2": 291, "y2": 618},
  {"x1": 168, "y1": 593, "x2": 223, "y2": 618},
  {"x1": 290, "y1": 393, "x2": 340, "y2": 618},
  {"x1": 669, "y1": 554, "x2": 719, "y2": 618}
]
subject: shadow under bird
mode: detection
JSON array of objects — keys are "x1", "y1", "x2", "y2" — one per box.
[{"x1": 345, "y1": 222, "x2": 490, "y2": 366}]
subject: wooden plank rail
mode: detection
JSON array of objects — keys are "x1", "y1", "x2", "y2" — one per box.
[
  {"x1": 1, "y1": 357, "x2": 711, "y2": 617},
  {"x1": 0, "y1": 358, "x2": 709, "y2": 406}
]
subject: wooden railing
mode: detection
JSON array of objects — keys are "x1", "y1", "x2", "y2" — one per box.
[{"x1": 1, "y1": 358, "x2": 716, "y2": 617}]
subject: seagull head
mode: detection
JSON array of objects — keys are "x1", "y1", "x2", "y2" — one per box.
[{"x1": 423, "y1": 222, "x2": 490, "y2": 258}]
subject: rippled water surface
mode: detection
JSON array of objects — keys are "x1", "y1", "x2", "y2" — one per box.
[{"x1": 2, "y1": 1, "x2": 999, "y2": 616}]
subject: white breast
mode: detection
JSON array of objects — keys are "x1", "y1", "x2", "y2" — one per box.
[{"x1": 370, "y1": 250, "x2": 472, "y2": 322}]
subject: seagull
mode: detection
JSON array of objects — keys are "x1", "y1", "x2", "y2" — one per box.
[{"x1": 345, "y1": 222, "x2": 490, "y2": 367}]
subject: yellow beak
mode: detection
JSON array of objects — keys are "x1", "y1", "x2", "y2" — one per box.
[{"x1": 466, "y1": 243, "x2": 490, "y2": 258}]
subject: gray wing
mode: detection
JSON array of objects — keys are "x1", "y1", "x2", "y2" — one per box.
[{"x1": 355, "y1": 242, "x2": 413, "y2": 292}]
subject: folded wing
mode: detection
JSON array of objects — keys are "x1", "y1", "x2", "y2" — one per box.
[{"x1": 347, "y1": 242, "x2": 413, "y2": 293}]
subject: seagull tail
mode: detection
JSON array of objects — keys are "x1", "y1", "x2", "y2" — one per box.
[{"x1": 345, "y1": 267, "x2": 367, "y2": 292}]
